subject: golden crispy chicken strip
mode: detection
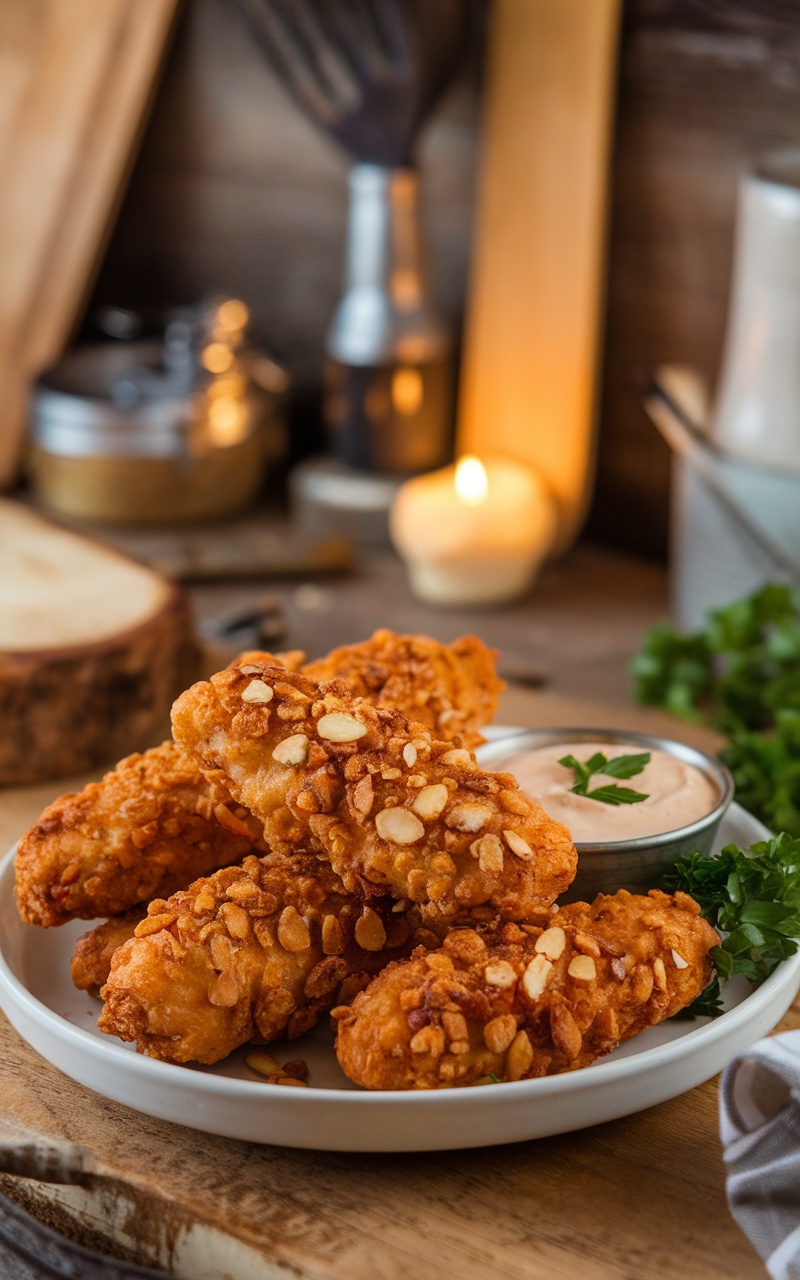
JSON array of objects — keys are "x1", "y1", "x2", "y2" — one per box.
[
  {"x1": 301, "y1": 630, "x2": 504, "y2": 748},
  {"x1": 15, "y1": 742, "x2": 265, "y2": 927},
  {"x1": 333, "y1": 889, "x2": 719, "y2": 1089},
  {"x1": 71, "y1": 911, "x2": 144, "y2": 995},
  {"x1": 171, "y1": 661, "x2": 576, "y2": 923},
  {"x1": 98, "y1": 854, "x2": 428, "y2": 1064}
]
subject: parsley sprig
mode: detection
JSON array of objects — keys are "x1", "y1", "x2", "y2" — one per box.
[
  {"x1": 632, "y1": 584, "x2": 800, "y2": 834},
  {"x1": 558, "y1": 751, "x2": 651, "y2": 806},
  {"x1": 664, "y1": 832, "x2": 800, "y2": 1017}
]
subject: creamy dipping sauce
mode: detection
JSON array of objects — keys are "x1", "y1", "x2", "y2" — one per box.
[{"x1": 490, "y1": 741, "x2": 720, "y2": 843}]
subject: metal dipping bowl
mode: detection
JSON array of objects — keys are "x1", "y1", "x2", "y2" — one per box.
[{"x1": 476, "y1": 728, "x2": 735, "y2": 903}]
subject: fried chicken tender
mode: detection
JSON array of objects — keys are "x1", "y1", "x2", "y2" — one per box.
[
  {"x1": 97, "y1": 854, "x2": 428, "y2": 1064},
  {"x1": 15, "y1": 742, "x2": 265, "y2": 926},
  {"x1": 301, "y1": 630, "x2": 504, "y2": 748},
  {"x1": 71, "y1": 912, "x2": 144, "y2": 995},
  {"x1": 171, "y1": 661, "x2": 576, "y2": 924},
  {"x1": 333, "y1": 889, "x2": 719, "y2": 1089}
]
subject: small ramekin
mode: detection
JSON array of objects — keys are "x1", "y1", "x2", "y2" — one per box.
[{"x1": 476, "y1": 727, "x2": 735, "y2": 902}]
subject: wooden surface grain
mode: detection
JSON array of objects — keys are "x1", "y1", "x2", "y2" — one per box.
[{"x1": 0, "y1": 544, "x2": 778, "y2": 1277}]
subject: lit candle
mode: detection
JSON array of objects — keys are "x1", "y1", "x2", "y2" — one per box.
[{"x1": 390, "y1": 455, "x2": 556, "y2": 605}]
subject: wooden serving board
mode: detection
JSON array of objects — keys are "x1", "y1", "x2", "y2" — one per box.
[{"x1": 0, "y1": 689, "x2": 773, "y2": 1279}]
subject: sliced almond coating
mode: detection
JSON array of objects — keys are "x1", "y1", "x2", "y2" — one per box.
[
  {"x1": 304, "y1": 957, "x2": 349, "y2": 998},
  {"x1": 273, "y1": 733, "x2": 309, "y2": 765},
  {"x1": 534, "y1": 926, "x2": 566, "y2": 961},
  {"x1": 503, "y1": 829, "x2": 534, "y2": 860},
  {"x1": 671, "y1": 949, "x2": 689, "y2": 970},
  {"x1": 213, "y1": 803, "x2": 253, "y2": 837},
  {"x1": 522, "y1": 954, "x2": 553, "y2": 1000},
  {"x1": 633, "y1": 964, "x2": 654, "y2": 1002},
  {"x1": 277, "y1": 905, "x2": 311, "y2": 952},
  {"x1": 403, "y1": 743, "x2": 417, "y2": 767},
  {"x1": 219, "y1": 901, "x2": 250, "y2": 939},
  {"x1": 245, "y1": 1051, "x2": 282, "y2": 1077},
  {"x1": 354, "y1": 907, "x2": 387, "y2": 951},
  {"x1": 440, "y1": 748, "x2": 472, "y2": 765},
  {"x1": 134, "y1": 912, "x2": 177, "y2": 937},
  {"x1": 500, "y1": 789, "x2": 528, "y2": 815},
  {"x1": 550, "y1": 1004, "x2": 582, "y2": 1060},
  {"x1": 567, "y1": 955, "x2": 596, "y2": 982},
  {"x1": 209, "y1": 933, "x2": 236, "y2": 970},
  {"x1": 412, "y1": 784, "x2": 449, "y2": 821},
  {"x1": 317, "y1": 712, "x2": 367, "y2": 742},
  {"x1": 375, "y1": 807, "x2": 425, "y2": 844},
  {"x1": 410, "y1": 1025, "x2": 446, "y2": 1056},
  {"x1": 484, "y1": 960, "x2": 517, "y2": 989},
  {"x1": 484, "y1": 1014, "x2": 517, "y2": 1054},
  {"x1": 573, "y1": 932, "x2": 601, "y2": 958},
  {"x1": 442, "y1": 1011, "x2": 468, "y2": 1044},
  {"x1": 193, "y1": 887, "x2": 216, "y2": 915},
  {"x1": 652, "y1": 956, "x2": 668, "y2": 991},
  {"x1": 446, "y1": 803, "x2": 493, "y2": 833},
  {"x1": 241, "y1": 679, "x2": 274, "y2": 704},
  {"x1": 321, "y1": 913, "x2": 344, "y2": 955},
  {"x1": 473, "y1": 833, "x2": 504, "y2": 873},
  {"x1": 505, "y1": 1029, "x2": 534, "y2": 1081},
  {"x1": 351, "y1": 773, "x2": 374, "y2": 816}
]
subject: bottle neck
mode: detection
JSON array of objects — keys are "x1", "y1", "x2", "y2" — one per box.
[
  {"x1": 345, "y1": 165, "x2": 423, "y2": 301},
  {"x1": 328, "y1": 163, "x2": 449, "y2": 366}
]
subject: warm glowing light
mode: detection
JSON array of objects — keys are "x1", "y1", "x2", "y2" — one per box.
[
  {"x1": 454, "y1": 455, "x2": 488, "y2": 507},
  {"x1": 208, "y1": 397, "x2": 246, "y2": 444},
  {"x1": 217, "y1": 298, "x2": 249, "y2": 330},
  {"x1": 201, "y1": 343, "x2": 234, "y2": 374},
  {"x1": 392, "y1": 367, "x2": 423, "y2": 416},
  {"x1": 391, "y1": 268, "x2": 420, "y2": 309}
]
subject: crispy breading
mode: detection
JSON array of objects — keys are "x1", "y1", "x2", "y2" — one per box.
[
  {"x1": 71, "y1": 911, "x2": 144, "y2": 995},
  {"x1": 301, "y1": 630, "x2": 504, "y2": 747},
  {"x1": 230, "y1": 649, "x2": 306, "y2": 673},
  {"x1": 333, "y1": 889, "x2": 719, "y2": 1089},
  {"x1": 14, "y1": 741, "x2": 265, "y2": 926},
  {"x1": 97, "y1": 853, "x2": 429, "y2": 1064},
  {"x1": 170, "y1": 661, "x2": 576, "y2": 924}
]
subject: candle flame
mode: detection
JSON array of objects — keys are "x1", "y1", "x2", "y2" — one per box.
[{"x1": 454, "y1": 456, "x2": 488, "y2": 507}]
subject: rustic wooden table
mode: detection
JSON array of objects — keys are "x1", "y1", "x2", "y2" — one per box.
[{"x1": 0, "y1": 542, "x2": 779, "y2": 1278}]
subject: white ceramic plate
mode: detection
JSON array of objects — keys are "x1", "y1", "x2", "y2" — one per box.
[{"x1": 1, "y1": 755, "x2": 798, "y2": 1151}]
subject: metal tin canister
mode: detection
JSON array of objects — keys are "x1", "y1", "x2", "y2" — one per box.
[{"x1": 28, "y1": 340, "x2": 287, "y2": 525}]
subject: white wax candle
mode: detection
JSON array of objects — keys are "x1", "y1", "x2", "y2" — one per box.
[{"x1": 390, "y1": 455, "x2": 556, "y2": 605}]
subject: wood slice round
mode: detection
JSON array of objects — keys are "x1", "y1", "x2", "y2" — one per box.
[{"x1": 0, "y1": 502, "x2": 199, "y2": 785}]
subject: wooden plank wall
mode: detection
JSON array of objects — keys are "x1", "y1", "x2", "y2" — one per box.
[{"x1": 85, "y1": 0, "x2": 800, "y2": 557}]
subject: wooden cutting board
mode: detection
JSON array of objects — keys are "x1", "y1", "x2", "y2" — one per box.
[
  {"x1": 457, "y1": 0, "x2": 620, "y2": 555},
  {"x1": 0, "y1": 0, "x2": 179, "y2": 489},
  {"x1": 0, "y1": 500, "x2": 198, "y2": 783}
]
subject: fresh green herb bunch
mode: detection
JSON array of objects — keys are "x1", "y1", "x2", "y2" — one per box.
[
  {"x1": 632, "y1": 583, "x2": 800, "y2": 833},
  {"x1": 664, "y1": 832, "x2": 800, "y2": 1017},
  {"x1": 632, "y1": 583, "x2": 800, "y2": 734}
]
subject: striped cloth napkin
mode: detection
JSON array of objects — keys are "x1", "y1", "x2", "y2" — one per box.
[{"x1": 720, "y1": 1031, "x2": 800, "y2": 1278}]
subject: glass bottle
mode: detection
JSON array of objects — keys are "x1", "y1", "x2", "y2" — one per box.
[{"x1": 324, "y1": 163, "x2": 453, "y2": 475}]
